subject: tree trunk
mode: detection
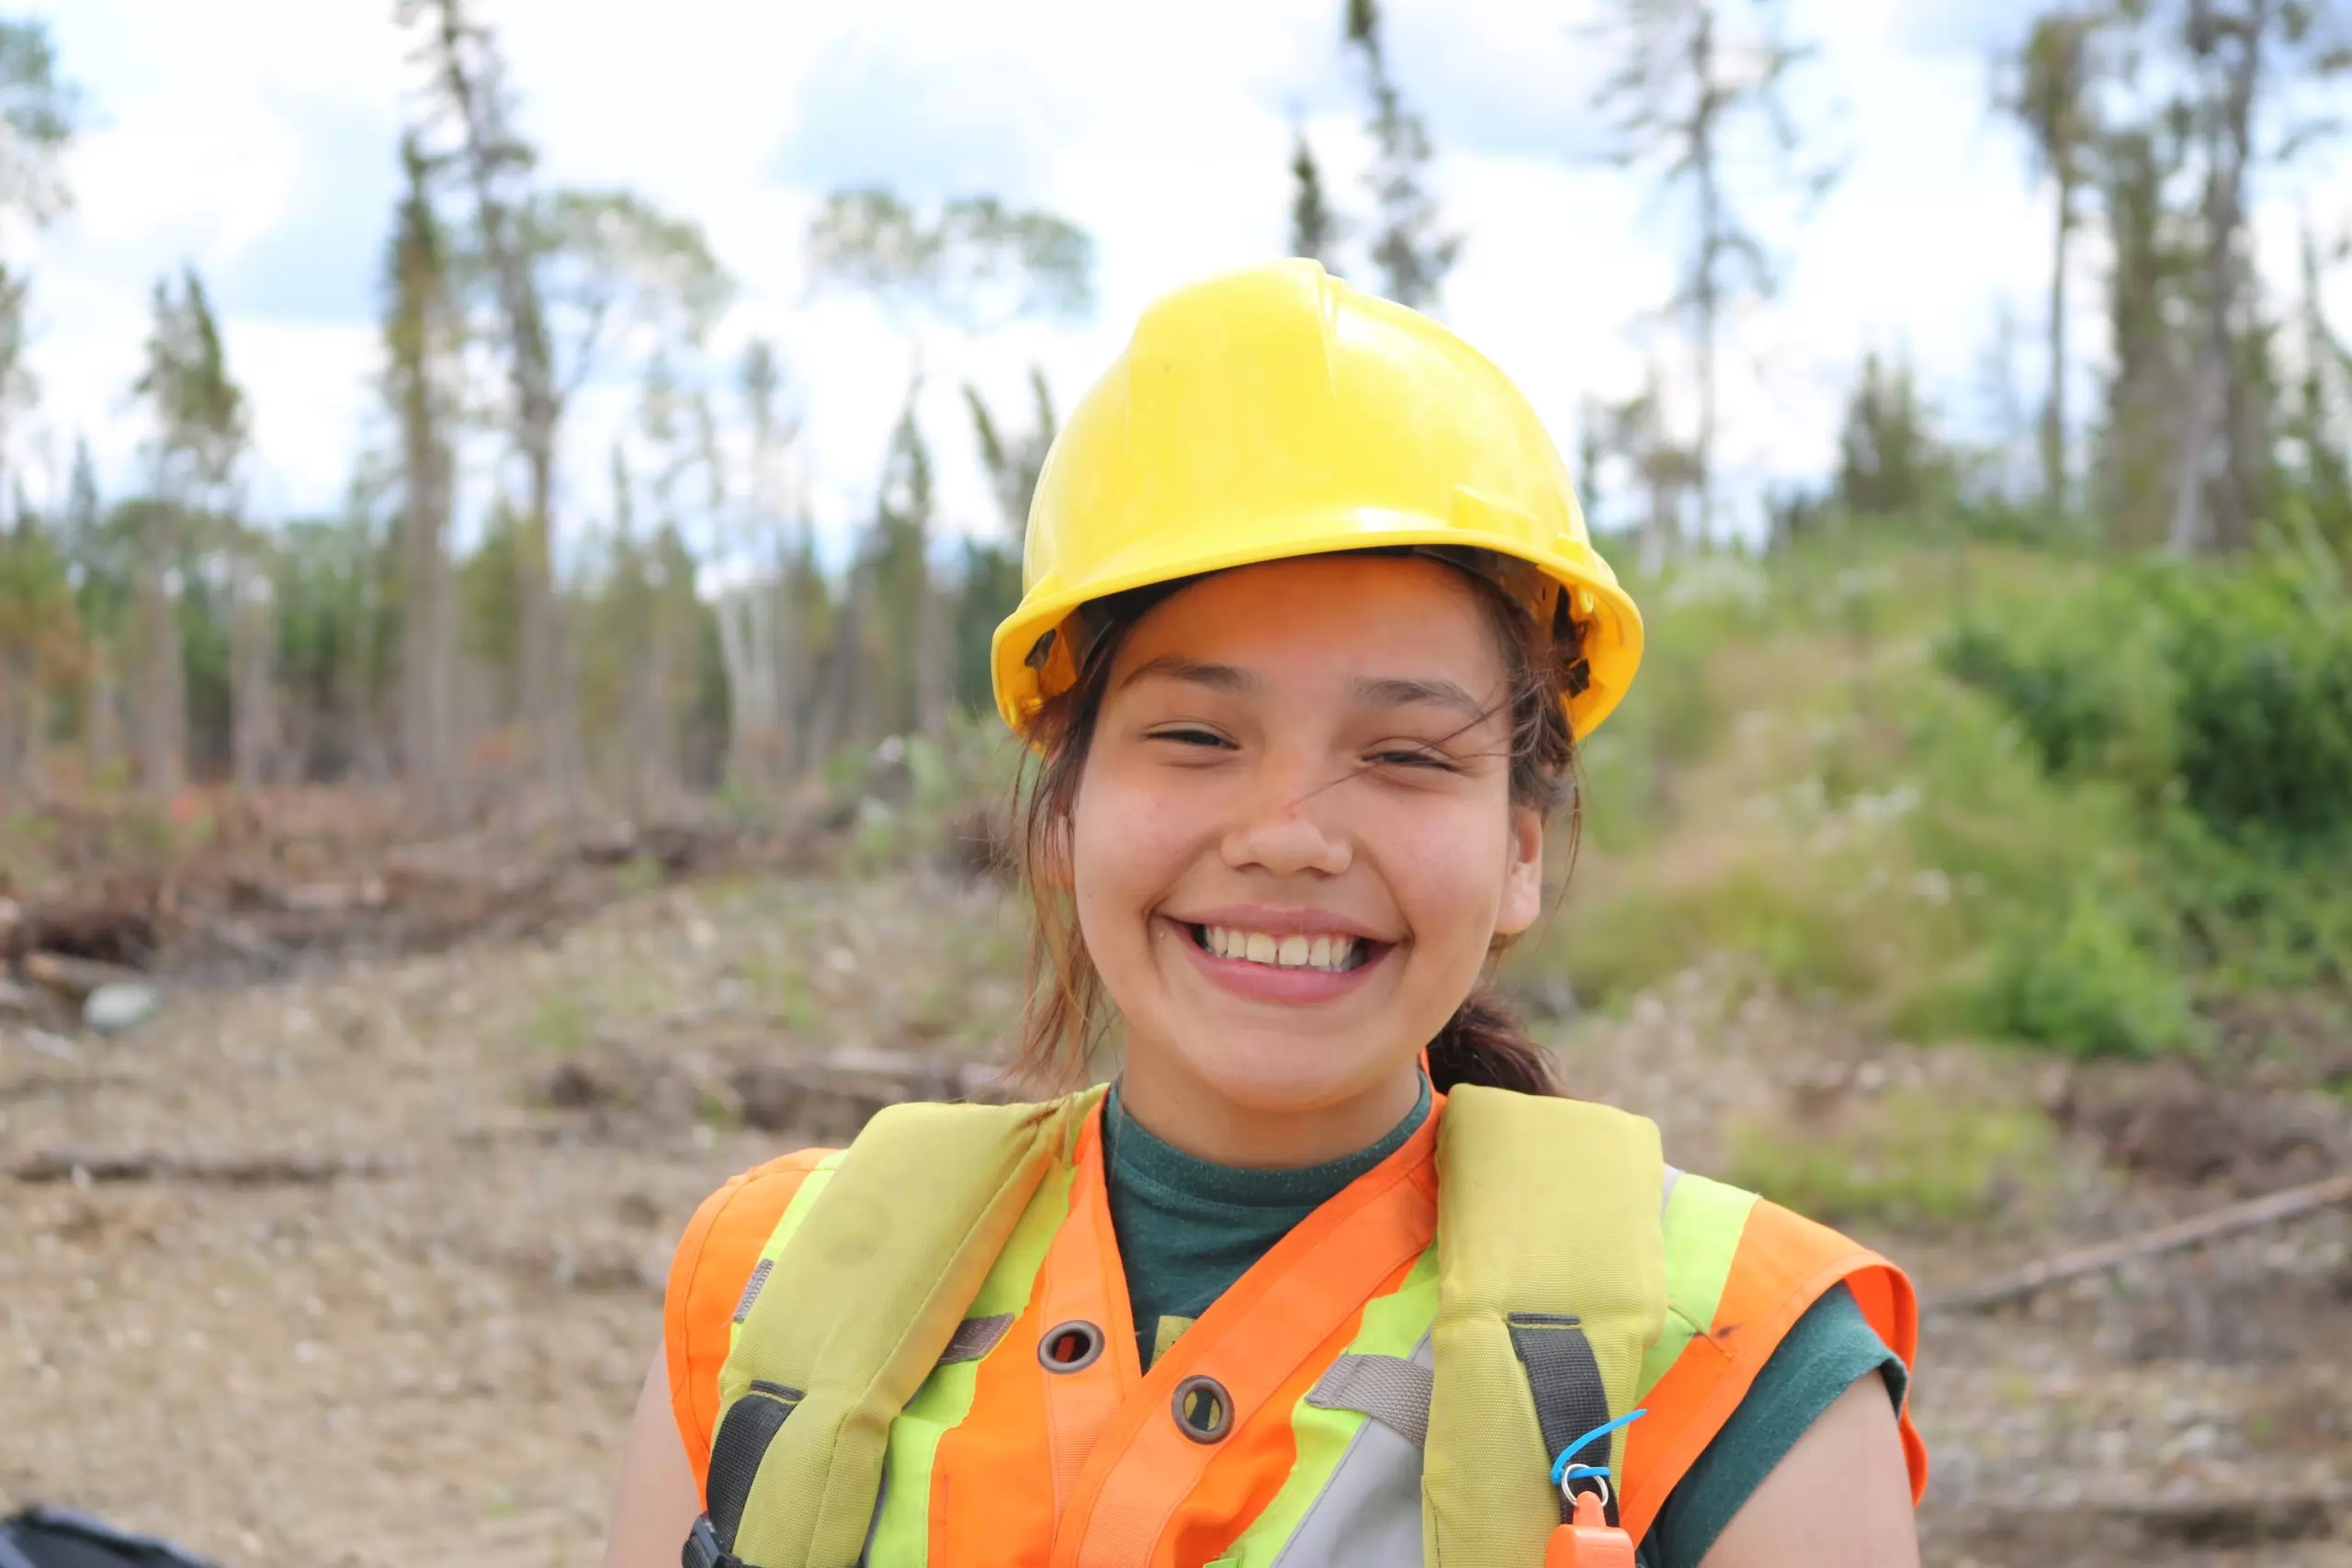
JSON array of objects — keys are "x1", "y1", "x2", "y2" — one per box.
[
  {"x1": 85, "y1": 639, "x2": 120, "y2": 787},
  {"x1": 714, "y1": 584, "x2": 775, "y2": 795},
  {"x1": 132, "y1": 549, "x2": 182, "y2": 797},
  {"x1": 808, "y1": 543, "x2": 873, "y2": 770},
  {"x1": 2169, "y1": 1, "x2": 2266, "y2": 555},
  {"x1": 2043, "y1": 174, "x2": 2074, "y2": 512},
  {"x1": 0, "y1": 648, "x2": 37, "y2": 795},
  {"x1": 517, "y1": 437, "x2": 579, "y2": 802},
  {"x1": 1690, "y1": 13, "x2": 1720, "y2": 549},
  {"x1": 400, "y1": 403, "x2": 454, "y2": 818},
  {"x1": 913, "y1": 546, "x2": 948, "y2": 736},
  {"x1": 229, "y1": 549, "x2": 276, "y2": 793},
  {"x1": 630, "y1": 559, "x2": 681, "y2": 813},
  {"x1": 424, "y1": 0, "x2": 575, "y2": 803},
  {"x1": 771, "y1": 546, "x2": 802, "y2": 780}
]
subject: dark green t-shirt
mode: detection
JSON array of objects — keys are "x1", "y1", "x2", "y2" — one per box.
[{"x1": 1102, "y1": 1084, "x2": 1905, "y2": 1568}]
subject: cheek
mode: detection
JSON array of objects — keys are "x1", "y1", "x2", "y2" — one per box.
[
  {"x1": 1381, "y1": 798, "x2": 1519, "y2": 932},
  {"x1": 1069, "y1": 760, "x2": 1191, "y2": 933}
]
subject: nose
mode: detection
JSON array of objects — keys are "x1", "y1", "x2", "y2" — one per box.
[{"x1": 1219, "y1": 756, "x2": 1353, "y2": 879}]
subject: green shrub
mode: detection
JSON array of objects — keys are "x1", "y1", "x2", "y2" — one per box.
[
  {"x1": 1979, "y1": 889, "x2": 2201, "y2": 1058},
  {"x1": 1535, "y1": 859, "x2": 1898, "y2": 1009},
  {"x1": 1726, "y1": 1091, "x2": 2059, "y2": 1230},
  {"x1": 2162, "y1": 564, "x2": 2352, "y2": 840}
]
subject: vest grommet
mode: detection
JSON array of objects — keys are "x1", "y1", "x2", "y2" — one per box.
[
  {"x1": 1171, "y1": 1374, "x2": 1234, "y2": 1442},
  {"x1": 1037, "y1": 1319, "x2": 1104, "y2": 1372}
]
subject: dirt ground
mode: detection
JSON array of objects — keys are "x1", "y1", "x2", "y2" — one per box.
[{"x1": 3, "y1": 866, "x2": 2346, "y2": 1567}]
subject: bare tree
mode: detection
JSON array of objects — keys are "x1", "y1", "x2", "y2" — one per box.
[
  {"x1": 227, "y1": 530, "x2": 277, "y2": 791},
  {"x1": 1343, "y1": 0, "x2": 1459, "y2": 309},
  {"x1": 2092, "y1": 121, "x2": 2195, "y2": 543},
  {"x1": 966, "y1": 366, "x2": 1057, "y2": 537},
  {"x1": 402, "y1": 3, "x2": 735, "y2": 805},
  {"x1": 384, "y1": 133, "x2": 459, "y2": 816},
  {"x1": 2144, "y1": 0, "x2": 2347, "y2": 553},
  {"x1": 130, "y1": 267, "x2": 247, "y2": 795},
  {"x1": 1590, "y1": 0, "x2": 1836, "y2": 546},
  {"x1": 0, "y1": 20, "x2": 80, "y2": 793},
  {"x1": 401, "y1": 0, "x2": 571, "y2": 794},
  {"x1": 806, "y1": 187, "x2": 1091, "y2": 740},
  {"x1": 1996, "y1": 11, "x2": 2102, "y2": 513},
  {"x1": 0, "y1": 19, "x2": 79, "y2": 232},
  {"x1": 713, "y1": 338, "x2": 804, "y2": 788}
]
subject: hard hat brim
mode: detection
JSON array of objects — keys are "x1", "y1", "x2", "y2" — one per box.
[{"x1": 990, "y1": 509, "x2": 1645, "y2": 744}]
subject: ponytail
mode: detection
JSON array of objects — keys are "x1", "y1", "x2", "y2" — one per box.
[{"x1": 1424, "y1": 987, "x2": 1564, "y2": 1097}]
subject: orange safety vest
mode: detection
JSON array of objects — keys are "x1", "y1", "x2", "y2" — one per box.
[{"x1": 665, "y1": 1093, "x2": 1925, "y2": 1566}]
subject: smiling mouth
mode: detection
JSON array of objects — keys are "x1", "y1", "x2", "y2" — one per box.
[{"x1": 1186, "y1": 922, "x2": 1379, "y2": 974}]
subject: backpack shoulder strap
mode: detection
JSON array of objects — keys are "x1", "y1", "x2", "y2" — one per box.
[
  {"x1": 1424, "y1": 1086, "x2": 1668, "y2": 1567},
  {"x1": 692, "y1": 1089, "x2": 1101, "y2": 1568},
  {"x1": 666, "y1": 1148, "x2": 843, "y2": 1485}
]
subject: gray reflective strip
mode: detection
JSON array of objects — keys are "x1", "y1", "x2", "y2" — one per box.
[
  {"x1": 1662, "y1": 1162, "x2": 1682, "y2": 1213},
  {"x1": 1272, "y1": 1334, "x2": 1432, "y2": 1566},
  {"x1": 731, "y1": 1257, "x2": 775, "y2": 1324},
  {"x1": 937, "y1": 1313, "x2": 1016, "y2": 1365},
  {"x1": 1305, "y1": 1353, "x2": 1433, "y2": 1449}
]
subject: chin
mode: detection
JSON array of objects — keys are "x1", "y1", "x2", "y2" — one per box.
[{"x1": 1170, "y1": 1029, "x2": 1398, "y2": 1114}]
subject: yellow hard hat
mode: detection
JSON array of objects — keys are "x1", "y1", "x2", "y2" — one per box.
[{"x1": 989, "y1": 260, "x2": 1643, "y2": 739}]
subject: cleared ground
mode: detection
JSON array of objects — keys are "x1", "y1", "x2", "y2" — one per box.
[{"x1": 3, "y1": 869, "x2": 2346, "y2": 1567}]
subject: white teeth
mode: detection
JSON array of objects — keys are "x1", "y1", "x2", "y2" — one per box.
[{"x1": 1202, "y1": 926, "x2": 1363, "y2": 973}]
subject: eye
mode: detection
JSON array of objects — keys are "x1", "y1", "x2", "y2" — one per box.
[
  {"x1": 1148, "y1": 726, "x2": 1233, "y2": 750},
  {"x1": 1367, "y1": 745, "x2": 1458, "y2": 773}
]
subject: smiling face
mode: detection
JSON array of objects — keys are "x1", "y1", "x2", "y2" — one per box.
[{"x1": 1066, "y1": 554, "x2": 1547, "y2": 1165}]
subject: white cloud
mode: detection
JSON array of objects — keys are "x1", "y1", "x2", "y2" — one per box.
[{"x1": 18, "y1": 0, "x2": 2352, "y2": 564}]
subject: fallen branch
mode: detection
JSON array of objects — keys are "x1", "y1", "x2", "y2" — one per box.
[
  {"x1": 7, "y1": 1149, "x2": 403, "y2": 1186},
  {"x1": 1930, "y1": 1169, "x2": 2352, "y2": 1314}
]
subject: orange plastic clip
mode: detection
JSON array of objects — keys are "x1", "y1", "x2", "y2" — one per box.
[{"x1": 1542, "y1": 1492, "x2": 1636, "y2": 1568}]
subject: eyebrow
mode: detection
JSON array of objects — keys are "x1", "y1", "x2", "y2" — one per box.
[
  {"x1": 1118, "y1": 656, "x2": 1260, "y2": 694},
  {"x1": 1350, "y1": 675, "x2": 1491, "y2": 721}
]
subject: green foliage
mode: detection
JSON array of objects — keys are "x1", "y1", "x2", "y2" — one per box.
[
  {"x1": 1726, "y1": 1091, "x2": 2060, "y2": 1230},
  {"x1": 1940, "y1": 555, "x2": 2352, "y2": 842},
  {"x1": 1978, "y1": 889, "x2": 2201, "y2": 1057},
  {"x1": 1546, "y1": 854, "x2": 1896, "y2": 1006},
  {"x1": 1835, "y1": 352, "x2": 1956, "y2": 518},
  {"x1": 951, "y1": 541, "x2": 1022, "y2": 714},
  {"x1": 1932, "y1": 549, "x2": 2352, "y2": 1033},
  {"x1": 0, "y1": 511, "x2": 78, "y2": 680},
  {"x1": 1521, "y1": 535, "x2": 2347, "y2": 1061},
  {"x1": 2163, "y1": 565, "x2": 2352, "y2": 839}
]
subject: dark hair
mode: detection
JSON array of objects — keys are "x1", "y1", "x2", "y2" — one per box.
[{"x1": 1011, "y1": 557, "x2": 1583, "y2": 1098}]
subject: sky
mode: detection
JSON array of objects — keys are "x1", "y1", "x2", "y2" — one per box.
[{"x1": 16, "y1": 0, "x2": 2352, "y2": 566}]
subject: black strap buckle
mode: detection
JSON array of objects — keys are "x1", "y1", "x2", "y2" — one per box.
[{"x1": 682, "y1": 1514, "x2": 742, "y2": 1568}]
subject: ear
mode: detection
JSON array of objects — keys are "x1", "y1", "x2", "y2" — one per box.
[{"x1": 1492, "y1": 805, "x2": 1546, "y2": 938}]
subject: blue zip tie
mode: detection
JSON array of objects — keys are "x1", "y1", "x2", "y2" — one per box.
[{"x1": 1549, "y1": 1408, "x2": 1649, "y2": 1488}]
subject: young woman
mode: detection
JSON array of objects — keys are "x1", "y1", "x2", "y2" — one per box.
[{"x1": 603, "y1": 261, "x2": 1925, "y2": 1568}]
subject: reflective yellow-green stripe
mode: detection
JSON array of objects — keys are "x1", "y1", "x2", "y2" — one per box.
[
  {"x1": 1635, "y1": 1173, "x2": 1755, "y2": 1399},
  {"x1": 724, "y1": 1151, "x2": 845, "y2": 1359},
  {"x1": 865, "y1": 1159, "x2": 1080, "y2": 1563},
  {"x1": 1212, "y1": 1245, "x2": 1442, "y2": 1566}
]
